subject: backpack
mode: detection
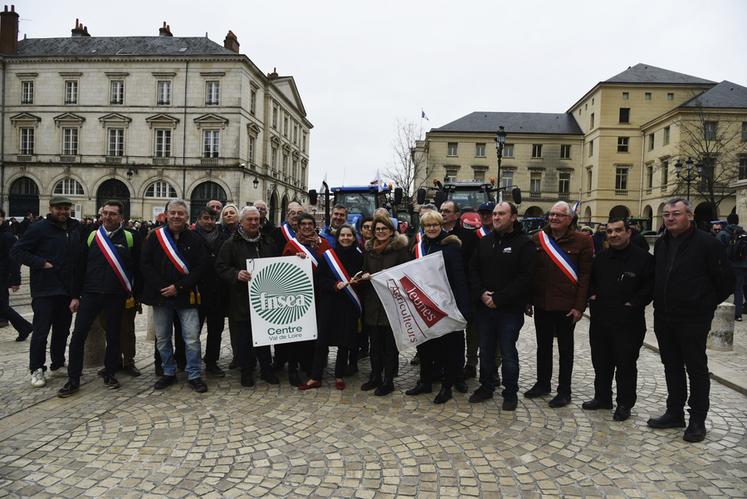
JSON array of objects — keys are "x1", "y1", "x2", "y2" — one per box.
[
  {"x1": 87, "y1": 228, "x2": 133, "y2": 249},
  {"x1": 727, "y1": 228, "x2": 747, "y2": 262}
]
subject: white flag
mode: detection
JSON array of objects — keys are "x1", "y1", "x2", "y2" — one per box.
[{"x1": 370, "y1": 252, "x2": 467, "y2": 352}]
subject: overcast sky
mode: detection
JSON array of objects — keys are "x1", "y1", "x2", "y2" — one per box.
[{"x1": 16, "y1": 0, "x2": 747, "y2": 190}]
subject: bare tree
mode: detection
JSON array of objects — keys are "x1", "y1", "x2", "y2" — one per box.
[
  {"x1": 674, "y1": 107, "x2": 747, "y2": 212},
  {"x1": 385, "y1": 118, "x2": 427, "y2": 198}
]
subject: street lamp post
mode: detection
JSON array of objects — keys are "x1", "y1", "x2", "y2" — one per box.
[
  {"x1": 495, "y1": 126, "x2": 507, "y2": 202},
  {"x1": 674, "y1": 157, "x2": 703, "y2": 202}
]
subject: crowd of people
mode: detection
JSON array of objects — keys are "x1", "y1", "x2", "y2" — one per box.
[{"x1": 0, "y1": 194, "x2": 734, "y2": 444}]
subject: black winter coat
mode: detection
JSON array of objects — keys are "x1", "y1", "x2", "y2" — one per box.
[
  {"x1": 215, "y1": 230, "x2": 278, "y2": 322},
  {"x1": 362, "y1": 233, "x2": 410, "y2": 327},
  {"x1": 10, "y1": 215, "x2": 82, "y2": 298},
  {"x1": 193, "y1": 226, "x2": 229, "y2": 309},
  {"x1": 653, "y1": 223, "x2": 734, "y2": 322},
  {"x1": 0, "y1": 226, "x2": 21, "y2": 288},
  {"x1": 447, "y1": 222, "x2": 477, "y2": 274},
  {"x1": 74, "y1": 226, "x2": 142, "y2": 298},
  {"x1": 140, "y1": 227, "x2": 208, "y2": 308},
  {"x1": 589, "y1": 243, "x2": 653, "y2": 332},
  {"x1": 469, "y1": 223, "x2": 536, "y2": 313},
  {"x1": 417, "y1": 232, "x2": 471, "y2": 321},
  {"x1": 316, "y1": 244, "x2": 363, "y2": 347}
]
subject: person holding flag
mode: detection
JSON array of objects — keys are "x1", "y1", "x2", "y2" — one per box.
[
  {"x1": 58, "y1": 200, "x2": 141, "y2": 397},
  {"x1": 300, "y1": 224, "x2": 363, "y2": 391},
  {"x1": 525, "y1": 201, "x2": 593, "y2": 408},
  {"x1": 282, "y1": 213, "x2": 332, "y2": 386},
  {"x1": 141, "y1": 199, "x2": 209, "y2": 393}
]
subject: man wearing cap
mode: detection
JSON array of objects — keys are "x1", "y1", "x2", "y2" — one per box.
[
  {"x1": 11, "y1": 196, "x2": 83, "y2": 388},
  {"x1": 464, "y1": 201, "x2": 502, "y2": 382}
]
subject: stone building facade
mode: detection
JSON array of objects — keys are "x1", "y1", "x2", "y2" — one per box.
[{"x1": 0, "y1": 7, "x2": 312, "y2": 222}]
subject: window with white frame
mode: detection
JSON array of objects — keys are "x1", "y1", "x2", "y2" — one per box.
[
  {"x1": 145, "y1": 180, "x2": 177, "y2": 198},
  {"x1": 272, "y1": 105, "x2": 278, "y2": 129},
  {"x1": 302, "y1": 131, "x2": 307, "y2": 152},
  {"x1": 110, "y1": 80, "x2": 124, "y2": 105},
  {"x1": 282, "y1": 153, "x2": 289, "y2": 176},
  {"x1": 646, "y1": 164, "x2": 653, "y2": 191},
  {"x1": 447, "y1": 142, "x2": 458, "y2": 156},
  {"x1": 645, "y1": 92, "x2": 652, "y2": 101},
  {"x1": 250, "y1": 88, "x2": 257, "y2": 115},
  {"x1": 248, "y1": 135, "x2": 256, "y2": 163},
  {"x1": 663, "y1": 126, "x2": 670, "y2": 145},
  {"x1": 500, "y1": 171, "x2": 514, "y2": 189},
  {"x1": 617, "y1": 136, "x2": 629, "y2": 153},
  {"x1": 53, "y1": 178, "x2": 84, "y2": 196},
  {"x1": 108, "y1": 128, "x2": 125, "y2": 156},
  {"x1": 206, "y1": 81, "x2": 220, "y2": 105},
  {"x1": 586, "y1": 169, "x2": 592, "y2": 192},
  {"x1": 21, "y1": 80, "x2": 33, "y2": 104},
  {"x1": 530, "y1": 172, "x2": 542, "y2": 198},
  {"x1": 293, "y1": 124, "x2": 298, "y2": 145},
  {"x1": 558, "y1": 171, "x2": 571, "y2": 196},
  {"x1": 661, "y1": 160, "x2": 669, "y2": 191},
  {"x1": 503, "y1": 144, "x2": 514, "y2": 157},
  {"x1": 19, "y1": 128, "x2": 34, "y2": 155},
  {"x1": 739, "y1": 156, "x2": 747, "y2": 180},
  {"x1": 473, "y1": 167, "x2": 486, "y2": 182},
  {"x1": 157, "y1": 80, "x2": 171, "y2": 105},
  {"x1": 704, "y1": 121, "x2": 718, "y2": 140},
  {"x1": 154, "y1": 129, "x2": 172, "y2": 157},
  {"x1": 62, "y1": 127, "x2": 78, "y2": 155},
  {"x1": 648, "y1": 132, "x2": 655, "y2": 151},
  {"x1": 202, "y1": 129, "x2": 220, "y2": 158},
  {"x1": 615, "y1": 167, "x2": 629, "y2": 193},
  {"x1": 560, "y1": 144, "x2": 571, "y2": 159},
  {"x1": 475, "y1": 143, "x2": 486, "y2": 157},
  {"x1": 531, "y1": 144, "x2": 542, "y2": 158},
  {"x1": 64, "y1": 80, "x2": 78, "y2": 104},
  {"x1": 444, "y1": 166, "x2": 459, "y2": 180},
  {"x1": 271, "y1": 147, "x2": 278, "y2": 168}
]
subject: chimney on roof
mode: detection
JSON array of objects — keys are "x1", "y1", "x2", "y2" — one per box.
[
  {"x1": 71, "y1": 18, "x2": 90, "y2": 37},
  {"x1": 159, "y1": 21, "x2": 172, "y2": 37},
  {"x1": 268, "y1": 67, "x2": 279, "y2": 79},
  {"x1": 0, "y1": 5, "x2": 19, "y2": 54},
  {"x1": 223, "y1": 30, "x2": 239, "y2": 53}
]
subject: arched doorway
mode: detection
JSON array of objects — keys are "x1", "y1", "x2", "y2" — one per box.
[
  {"x1": 269, "y1": 190, "x2": 279, "y2": 224},
  {"x1": 642, "y1": 205, "x2": 653, "y2": 231},
  {"x1": 523, "y1": 206, "x2": 544, "y2": 217},
  {"x1": 609, "y1": 205, "x2": 630, "y2": 220},
  {"x1": 190, "y1": 181, "x2": 226, "y2": 221},
  {"x1": 9, "y1": 177, "x2": 39, "y2": 217},
  {"x1": 97, "y1": 179, "x2": 130, "y2": 217},
  {"x1": 583, "y1": 206, "x2": 592, "y2": 224},
  {"x1": 281, "y1": 194, "x2": 289, "y2": 222},
  {"x1": 694, "y1": 202, "x2": 717, "y2": 230}
]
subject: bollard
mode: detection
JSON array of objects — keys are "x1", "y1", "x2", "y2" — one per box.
[
  {"x1": 83, "y1": 312, "x2": 107, "y2": 367},
  {"x1": 708, "y1": 301, "x2": 734, "y2": 351}
]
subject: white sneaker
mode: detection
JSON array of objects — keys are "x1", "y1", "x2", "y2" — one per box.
[{"x1": 31, "y1": 368, "x2": 46, "y2": 388}]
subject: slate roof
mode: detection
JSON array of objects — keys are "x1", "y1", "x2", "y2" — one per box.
[
  {"x1": 14, "y1": 37, "x2": 236, "y2": 57},
  {"x1": 681, "y1": 80, "x2": 747, "y2": 109},
  {"x1": 605, "y1": 63, "x2": 714, "y2": 85},
  {"x1": 432, "y1": 112, "x2": 583, "y2": 135}
]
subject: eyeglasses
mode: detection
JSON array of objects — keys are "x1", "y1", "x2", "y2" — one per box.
[
  {"x1": 423, "y1": 223, "x2": 441, "y2": 229},
  {"x1": 375, "y1": 227, "x2": 391, "y2": 232},
  {"x1": 548, "y1": 212, "x2": 570, "y2": 218}
]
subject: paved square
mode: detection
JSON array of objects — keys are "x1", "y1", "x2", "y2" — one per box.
[{"x1": 0, "y1": 305, "x2": 746, "y2": 497}]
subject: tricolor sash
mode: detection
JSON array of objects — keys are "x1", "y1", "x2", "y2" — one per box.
[
  {"x1": 322, "y1": 249, "x2": 362, "y2": 314},
  {"x1": 155, "y1": 226, "x2": 190, "y2": 275},
  {"x1": 288, "y1": 237, "x2": 319, "y2": 269},
  {"x1": 414, "y1": 230, "x2": 426, "y2": 259},
  {"x1": 280, "y1": 222, "x2": 296, "y2": 244},
  {"x1": 538, "y1": 231, "x2": 578, "y2": 285},
  {"x1": 476, "y1": 226, "x2": 490, "y2": 239},
  {"x1": 94, "y1": 227, "x2": 133, "y2": 295}
]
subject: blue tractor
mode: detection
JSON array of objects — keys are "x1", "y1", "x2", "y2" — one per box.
[{"x1": 309, "y1": 183, "x2": 406, "y2": 232}]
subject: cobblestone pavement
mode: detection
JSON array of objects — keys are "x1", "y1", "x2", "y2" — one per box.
[{"x1": 0, "y1": 304, "x2": 746, "y2": 498}]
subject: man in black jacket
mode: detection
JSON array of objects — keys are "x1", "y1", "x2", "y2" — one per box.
[
  {"x1": 467, "y1": 202, "x2": 536, "y2": 410},
  {"x1": 648, "y1": 198, "x2": 733, "y2": 442},
  {"x1": 585, "y1": 218, "x2": 653, "y2": 421},
  {"x1": 0, "y1": 208, "x2": 32, "y2": 341},
  {"x1": 11, "y1": 196, "x2": 82, "y2": 388},
  {"x1": 141, "y1": 199, "x2": 209, "y2": 393},
  {"x1": 58, "y1": 200, "x2": 141, "y2": 397}
]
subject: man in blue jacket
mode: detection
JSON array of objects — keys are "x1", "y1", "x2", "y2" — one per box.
[
  {"x1": 57, "y1": 200, "x2": 141, "y2": 397},
  {"x1": 11, "y1": 196, "x2": 82, "y2": 388}
]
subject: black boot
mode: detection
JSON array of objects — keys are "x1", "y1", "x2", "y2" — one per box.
[
  {"x1": 405, "y1": 382, "x2": 432, "y2": 396},
  {"x1": 374, "y1": 379, "x2": 394, "y2": 396},
  {"x1": 433, "y1": 386, "x2": 452, "y2": 404},
  {"x1": 361, "y1": 376, "x2": 382, "y2": 391}
]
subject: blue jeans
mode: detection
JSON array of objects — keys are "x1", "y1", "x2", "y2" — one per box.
[
  {"x1": 477, "y1": 308, "x2": 524, "y2": 398},
  {"x1": 734, "y1": 267, "x2": 745, "y2": 317},
  {"x1": 153, "y1": 307, "x2": 202, "y2": 380}
]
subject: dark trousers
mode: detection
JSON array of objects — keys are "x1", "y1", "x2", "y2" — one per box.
[
  {"x1": 418, "y1": 330, "x2": 463, "y2": 388},
  {"x1": 288, "y1": 340, "x2": 315, "y2": 375},
  {"x1": 311, "y1": 345, "x2": 349, "y2": 380},
  {"x1": 234, "y1": 320, "x2": 272, "y2": 372},
  {"x1": 654, "y1": 314, "x2": 711, "y2": 422},
  {"x1": 477, "y1": 308, "x2": 523, "y2": 397},
  {"x1": 0, "y1": 287, "x2": 32, "y2": 336},
  {"x1": 29, "y1": 295, "x2": 72, "y2": 372},
  {"x1": 229, "y1": 318, "x2": 241, "y2": 363},
  {"x1": 67, "y1": 293, "x2": 125, "y2": 381},
  {"x1": 120, "y1": 306, "x2": 137, "y2": 367},
  {"x1": 369, "y1": 325, "x2": 399, "y2": 381},
  {"x1": 589, "y1": 320, "x2": 645, "y2": 407},
  {"x1": 534, "y1": 308, "x2": 576, "y2": 396},
  {"x1": 466, "y1": 308, "x2": 502, "y2": 369},
  {"x1": 199, "y1": 305, "x2": 225, "y2": 366}
]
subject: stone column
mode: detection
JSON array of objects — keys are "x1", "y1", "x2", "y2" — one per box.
[{"x1": 708, "y1": 302, "x2": 734, "y2": 351}]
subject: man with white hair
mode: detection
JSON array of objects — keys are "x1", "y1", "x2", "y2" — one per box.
[{"x1": 525, "y1": 201, "x2": 593, "y2": 408}]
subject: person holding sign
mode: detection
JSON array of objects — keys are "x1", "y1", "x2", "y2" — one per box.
[
  {"x1": 525, "y1": 201, "x2": 593, "y2": 408},
  {"x1": 58, "y1": 200, "x2": 141, "y2": 397},
  {"x1": 404, "y1": 210, "x2": 471, "y2": 404},
  {"x1": 300, "y1": 224, "x2": 363, "y2": 390},
  {"x1": 355, "y1": 215, "x2": 410, "y2": 396},
  {"x1": 281, "y1": 213, "x2": 331, "y2": 386},
  {"x1": 215, "y1": 206, "x2": 279, "y2": 387},
  {"x1": 141, "y1": 199, "x2": 209, "y2": 393}
]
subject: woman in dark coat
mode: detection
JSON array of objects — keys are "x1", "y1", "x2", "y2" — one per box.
[
  {"x1": 355, "y1": 215, "x2": 410, "y2": 396},
  {"x1": 405, "y1": 209, "x2": 471, "y2": 404},
  {"x1": 300, "y1": 225, "x2": 363, "y2": 390}
]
